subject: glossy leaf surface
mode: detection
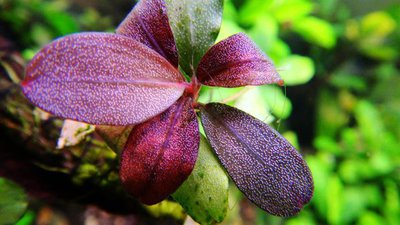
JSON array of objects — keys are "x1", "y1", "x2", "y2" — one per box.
[
  {"x1": 172, "y1": 135, "x2": 229, "y2": 225},
  {"x1": 120, "y1": 96, "x2": 199, "y2": 204},
  {"x1": 197, "y1": 33, "x2": 283, "y2": 87},
  {"x1": 200, "y1": 103, "x2": 313, "y2": 217},
  {"x1": 165, "y1": 0, "x2": 223, "y2": 75},
  {"x1": 22, "y1": 32, "x2": 185, "y2": 125},
  {"x1": 116, "y1": 0, "x2": 178, "y2": 67}
]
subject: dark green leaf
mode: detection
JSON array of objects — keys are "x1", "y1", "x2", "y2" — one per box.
[{"x1": 0, "y1": 178, "x2": 28, "y2": 224}]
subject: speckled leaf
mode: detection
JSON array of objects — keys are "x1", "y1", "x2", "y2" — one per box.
[
  {"x1": 116, "y1": 0, "x2": 178, "y2": 67},
  {"x1": 22, "y1": 32, "x2": 186, "y2": 125},
  {"x1": 165, "y1": 0, "x2": 223, "y2": 75},
  {"x1": 200, "y1": 103, "x2": 313, "y2": 217},
  {"x1": 197, "y1": 33, "x2": 283, "y2": 87},
  {"x1": 172, "y1": 135, "x2": 229, "y2": 225},
  {"x1": 120, "y1": 96, "x2": 199, "y2": 204}
]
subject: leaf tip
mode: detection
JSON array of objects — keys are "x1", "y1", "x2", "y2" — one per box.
[{"x1": 277, "y1": 79, "x2": 285, "y2": 86}]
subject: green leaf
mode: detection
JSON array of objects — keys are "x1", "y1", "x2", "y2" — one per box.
[
  {"x1": 369, "y1": 151, "x2": 394, "y2": 176},
  {"x1": 278, "y1": 55, "x2": 315, "y2": 86},
  {"x1": 360, "y1": 11, "x2": 396, "y2": 39},
  {"x1": 43, "y1": 11, "x2": 79, "y2": 35},
  {"x1": 363, "y1": 185, "x2": 383, "y2": 208},
  {"x1": 292, "y1": 16, "x2": 336, "y2": 49},
  {"x1": 172, "y1": 135, "x2": 229, "y2": 225},
  {"x1": 305, "y1": 153, "x2": 333, "y2": 218},
  {"x1": 282, "y1": 131, "x2": 300, "y2": 149},
  {"x1": 329, "y1": 73, "x2": 367, "y2": 91},
  {"x1": 359, "y1": 44, "x2": 397, "y2": 60},
  {"x1": 165, "y1": 0, "x2": 223, "y2": 75},
  {"x1": 342, "y1": 187, "x2": 367, "y2": 224},
  {"x1": 234, "y1": 87, "x2": 274, "y2": 123},
  {"x1": 286, "y1": 211, "x2": 317, "y2": 225},
  {"x1": 238, "y1": 0, "x2": 273, "y2": 25},
  {"x1": 31, "y1": 24, "x2": 53, "y2": 46},
  {"x1": 198, "y1": 86, "x2": 244, "y2": 104},
  {"x1": 340, "y1": 128, "x2": 360, "y2": 153},
  {"x1": 271, "y1": 0, "x2": 314, "y2": 23},
  {"x1": 144, "y1": 200, "x2": 186, "y2": 220},
  {"x1": 314, "y1": 136, "x2": 342, "y2": 155},
  {"x1": 316, "y1": 89, "x2": 348, "y2": 137},
  {"x1": 15, "y1": 210, "x2": 35, "y2": 225},
  {"x1": 354, "y1": 101, "x2": 384, "y2": 150},
  {"x1": 357, "y1": 211, "x2": 386, "y2": 225},
  {"x1": 260, "y1": 85, "x2": 292, "y2": 119},
  {"x1": 0, "y1": 178, "x2": 28, "y2": 224},
  {"x1": 267, "y1": 39, "x2": 291, "y2": 62},
  {"x1": 326, "y1": 175, "x2": 344, "y2": 225},
  {"x1": 347, "y1": 11, "x2": 398, "y2": 60},
  {"x1": 339, "y1": 159, "x2": 365, "y2": 183},
  {"x1": 384, "y1": 180, "x2": 400, "y2": 225},
  {"x1": 221, "y1": 0, "x2": 237, "y2": 21},
  {"x1": 249, "y1": 15, "x2": 279, "y2": 53},
  {"x1": 216, "y1": 20, "x2": 244, "y2": 42}
]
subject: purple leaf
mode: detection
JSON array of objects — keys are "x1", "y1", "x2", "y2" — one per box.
[
  {"x1": 200, "y1": 103, "x2": 313, "y2": 217},
  {"x1": 22, "y1": 32, "x2": 186, "y2": 125},
  {"x1": 120, "y1": 96, "x2": 199, "y2": 204},
  {"x1": 116, "y1": 0, "x2": 178, "y2": 67},
  {"x1": 196, "y1": 33, "x2": 283, "y2": 87}
]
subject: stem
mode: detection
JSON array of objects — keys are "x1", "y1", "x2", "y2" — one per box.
[{"x1": 184, "y1": 73, "x2": 202, "y2": 105}]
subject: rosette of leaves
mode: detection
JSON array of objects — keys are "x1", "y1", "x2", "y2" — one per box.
[{"x1": 21, "y1": 0, "x2": 313, "y2": 221}]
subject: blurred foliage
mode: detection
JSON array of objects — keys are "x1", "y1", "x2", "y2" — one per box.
[
  {"x1": 213, "y1": 1, "x2": 400, "y2": 225},
  {"x1": 0, "y1": 178, "x2": 28, "y2": 225},
  {"x1": 0, "y1": 0, "x2": 113, "y2": 54},
  {"x1": 1, "y1": 0, "x2": 400, "y2": 224}
]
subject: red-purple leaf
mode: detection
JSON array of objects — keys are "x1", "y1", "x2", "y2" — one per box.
[
  {"x1": 200, "y1": 103, "x2": 313, "y2": 217},
  {"x1": 116, "y1": 0, "x2": 178, "y2": 67},
  {"x1": 120, "y1": 96, "x2": 199, "y2": 205},
  {"x1": 22, "y1": 32, "x2": 186, "y2": 126},
  {"x1": 196, "y1": 33, "x2": 283, "y2": 87}
]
